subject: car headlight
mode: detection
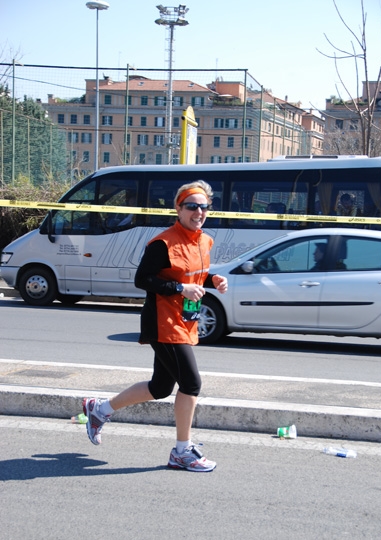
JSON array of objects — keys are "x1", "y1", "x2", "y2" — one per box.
[{"x1": 0, "y1": 252, "x2": 13, "y2": 264}]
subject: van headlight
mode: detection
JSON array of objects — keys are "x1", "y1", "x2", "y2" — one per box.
[{"x1": 0, "y1": 252, "x2": 13, "y2": 264}]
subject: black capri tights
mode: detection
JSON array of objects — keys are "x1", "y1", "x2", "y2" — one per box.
[{"x1": 148, "y1": 342, "x2": 202, "y2": 400}]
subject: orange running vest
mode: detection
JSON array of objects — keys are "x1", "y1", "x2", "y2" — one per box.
[{"x1": 149, "y1": 220, "x2": 213, "y2": 345}]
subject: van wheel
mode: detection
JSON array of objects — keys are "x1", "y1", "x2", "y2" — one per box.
[
  {"x1": 19, "y1": 267, "x2": 57, "y2": 306},
  {"x1": 198, "y1": 296, "x2": 226, "y2": 344}
]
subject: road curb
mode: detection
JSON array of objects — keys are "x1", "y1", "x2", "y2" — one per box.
[{"x1": 1, "y1": 385, "x2": 381, "y2": 442}]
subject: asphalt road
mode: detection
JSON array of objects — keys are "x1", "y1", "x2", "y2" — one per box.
[
  {"x1": 1, "y1": 296, "x2": 381, "y2": 382},
  {"x1": 2, "y1": 415, "x2": 381, "y2": 540}
]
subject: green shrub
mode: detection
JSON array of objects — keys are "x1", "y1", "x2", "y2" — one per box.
[{"x1": 0, "y1": 176, "x2": 70, "y2": 250}]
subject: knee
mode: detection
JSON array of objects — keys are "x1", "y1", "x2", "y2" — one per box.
[
  {"x1": 179, "y1": 376, "x2": 201, "y2": 397},
  {"x1": 148, "y1": 380, "x2": 175, "y2": 400}
]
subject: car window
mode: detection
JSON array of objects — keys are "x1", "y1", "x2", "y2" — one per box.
[
  {"x1": 339, "y1": 237, "x2": 381, "y2": 271},
  {"x1": 253, "y1": 237, "x2": 329, "y2": 273}
]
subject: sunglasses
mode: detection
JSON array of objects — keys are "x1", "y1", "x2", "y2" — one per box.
[{"x1": 180, "y1": 202, "x2": 210, "y2": 211}]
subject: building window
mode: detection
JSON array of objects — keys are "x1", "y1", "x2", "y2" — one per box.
[
  {"x1": 141, "y1": 96, "x2": 148, "y2": 106},
  {"x1": 335, "y1": 119, "x2": 344, "y2": 130},
  {"x1": 173, "y1": 117, "x2": 180, "y2": 128},
  {"x1": 350, "y1": 120, "x2": 359, "y2": 131},
  {"x1": 155, "y1": 117, "x2": 165, "y2": 127},
  {"x1": 155, "y1": 154, "x2": 163, "y2": 164},
  {"x1": 154, "y1": 135, "x2": 165, "y2": 146},
  {"x1": 102, "y1": 115, "x2": 113, "y2": 126},
  {"x1": 68, "y1": 132, "x2": 79, "y2": 143},
  {"x1": 71, "y1": 150, "x2": 77, "y2": 161},
  {"x1": 214, "y1": 118, "x2": 224, "y2": 128},
  {"x1": 139, "y1": 153, "x2": 146, "y2": 164},
  {"x1": 141, "y1": 116, "x2": 147, "y2": 127},
  {"x1": 172, "y1": 154, "x2": 179, "y2": 164},
  {"x1": 173, "y1": 96, "x2": 183, "y2": 106},
  {"x1": 225, "y1": 118, "x2": 238, "y2": 129},
  {"x1": 267, "y1": 122, "x2": 272, "y2": 132},
  {"x1": 214, "y1": 136, "x2": 220, "y2": 148},
  {"x1": 211, "y1": 156, "x2": 221, "y2": 163},
  {"x1": 58, "y1": 114, "x2": 64, "y2": 124},
  {"x1": 197, "y1": 136, "x2": 202, "y2": 147},
  {"x1": 225, "y1": 156, "x2": 236, "y2": 163},
  {"x1": 124, "y1": 95, "x2": 132, "y2": 106},
  {"x1": 83, "y1": 151, "x2": 90, "y2": 162},
  {"x1": 128, "y1": 116, "x2": 133, "y2": 127},
  {"x1": 102, "y1": 133, "x2": 112, "y2": 144},
  {"x1": 154, "y1": 96, "x2": 166, "y2": 106},
  {"x1": 137, "y1": 134, "x2": 149, "y2": 145},
  {"x1": 191, "y1": 97, "x2": 204, "y2": 106},
  {"x1": 83, "y1": 114, "x2": 91, "y2": 125},
  {"x1": 81, "y1": 133, "x2": 92, "y2": 144},
  {"x1": 70, "y1": 114, "x2": 78, "y2": 125},
  {"x1": 227, "y1": 137, "x2": 234, "y2": 148},
  {"x1": 245, "y1": 118, "x2": 253, "y2": 129},
  {"x1": 104, "y1": 94, "x2": 112, "y2": 105},
  {"x1": 103, "y1": 152, "x2": 110, "y2": 163}
]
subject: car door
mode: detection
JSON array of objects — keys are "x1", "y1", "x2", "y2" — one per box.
[
  {"x1": 232, "y1": 236, "x2": 329, "y2": 329},
  {"x1": 318, "y1": 235, "x2": 381, "y2": 330}
]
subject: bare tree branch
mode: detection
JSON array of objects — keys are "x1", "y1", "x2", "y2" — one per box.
[{"x1": 320, "y1": 0, "x2": 379, "y2": 156}]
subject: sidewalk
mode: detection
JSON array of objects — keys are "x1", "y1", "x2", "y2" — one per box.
[{"x1": 1, "y1": 358, "x2": 381, "y2": 442}]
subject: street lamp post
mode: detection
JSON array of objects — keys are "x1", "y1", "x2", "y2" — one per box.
[
  {"x1": 155, "y1": 4, "x2": 189, "y2": 164},
  {"x1": 86, "y1": 0, "x2": 109, "y2": 172}
]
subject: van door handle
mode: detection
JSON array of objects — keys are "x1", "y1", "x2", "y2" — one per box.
[{"x1": 300, "y1": 281, "x2": 320, "y2": 287}]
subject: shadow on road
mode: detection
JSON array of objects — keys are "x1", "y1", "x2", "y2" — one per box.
[{"x1": 0, "y1": 453, "x2": 167, "y2": 481}]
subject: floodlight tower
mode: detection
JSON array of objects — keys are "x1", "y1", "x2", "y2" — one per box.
[
  {"x1": 155, "y1": 4, "x2": 189, "y2": 164},
  {"x1": 86, "y1": 0, "x2": 110, "y2": 171}
]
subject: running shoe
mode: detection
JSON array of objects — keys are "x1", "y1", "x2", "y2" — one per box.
[
  {"x1": 82, "y1": 398, "x2": 110, "y2": 445},
  {"x1": 168, "y1": 444, "x2": 216, "y2": 472}
]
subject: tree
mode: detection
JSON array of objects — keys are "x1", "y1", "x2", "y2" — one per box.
[
  {"x1": 319, "y1": 0, "x2": 381, "y2": 156},
  {"x1": 0, "y1": 82, "x2": 67, "y2": 184}
]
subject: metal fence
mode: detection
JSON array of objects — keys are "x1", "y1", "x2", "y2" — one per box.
[{"x1": 0, "y1": 63, "x2": 310, "y2": 185}]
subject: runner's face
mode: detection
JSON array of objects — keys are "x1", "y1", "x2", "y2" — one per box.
[{"x1": 177, "y1": 193, "x2": 209, "y2": 231}]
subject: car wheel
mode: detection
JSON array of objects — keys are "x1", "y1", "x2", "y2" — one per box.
[
  {"x1": 198, "y1": 295, "x2": 226, "y2": 344},
  {"x1": 19, "y1": 267, "x2": 57, "y2": 306},
  {"x1": 56, "y1": 293, "x2": 84, "y2": 305}
]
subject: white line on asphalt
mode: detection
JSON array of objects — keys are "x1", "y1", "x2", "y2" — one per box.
[{"x1": 1, "y1": 358, "x2": 381, "y2": 388}]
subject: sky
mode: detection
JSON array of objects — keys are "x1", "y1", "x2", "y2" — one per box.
[{"x1": 2, "y1": 0, "x2": 381, "y2": 112}]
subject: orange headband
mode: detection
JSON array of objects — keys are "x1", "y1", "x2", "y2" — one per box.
[{"x1": 177, "y1": 187, "x2": 207, "y2": 206}]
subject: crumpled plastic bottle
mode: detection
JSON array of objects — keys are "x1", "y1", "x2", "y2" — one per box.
[
  {"x1": 71, "y1": 413, "x2": 88, "y2": 424},
  {"x1": 323, "y1": 447, "x2": 357, "y2": 458}
]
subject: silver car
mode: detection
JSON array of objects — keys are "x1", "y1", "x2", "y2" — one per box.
[{"x1": 198, "y1": 228, "x2": 381, "y2": 344}]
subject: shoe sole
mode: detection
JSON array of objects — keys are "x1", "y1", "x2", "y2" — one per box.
[
  {"x1": 82, "y1": 398, "x2": 101, "y2": 446},
  {"x1": 167, "y1": 460, "x2": 216, "y2": 472}
]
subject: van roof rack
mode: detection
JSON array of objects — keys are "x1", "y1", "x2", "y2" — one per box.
[{"x1": 269, "y1": 155, "x2": 368, "y2": 161}]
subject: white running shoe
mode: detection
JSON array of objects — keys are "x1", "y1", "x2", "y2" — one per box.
[
  {"x1": 168, "y1": 444, "x2": 216, "y2": 472},
  {"x1": 82, "y1": 398, "x2": 110, "y2": 445}
]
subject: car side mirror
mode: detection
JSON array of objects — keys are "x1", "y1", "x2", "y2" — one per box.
[{"x1": 241, "y1": 260, "x2": 254, "y2": 274}]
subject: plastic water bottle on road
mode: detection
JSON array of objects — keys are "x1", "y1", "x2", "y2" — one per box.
[{"x1": 323, "y1": 447, "x2": 357, "y2": 458}]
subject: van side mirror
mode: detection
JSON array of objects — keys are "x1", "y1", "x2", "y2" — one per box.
[{"x1": 47, "y1": 211, "x2": 55, "y2": 244}]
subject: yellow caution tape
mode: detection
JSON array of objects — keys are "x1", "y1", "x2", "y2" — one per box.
[{"x1": 1, "y1": 198, "x2": 381, "y2": 225}]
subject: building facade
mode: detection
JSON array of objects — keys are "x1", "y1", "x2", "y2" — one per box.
[
  {"x1": 322, "y1": 80, "x2": 381, "y2": 156},
  {"x1": 44, "y1": 76, "x2": 324, "y2": 175}
]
